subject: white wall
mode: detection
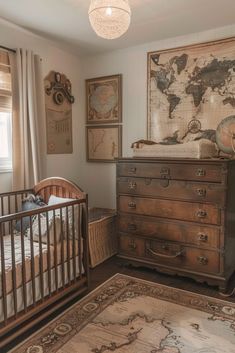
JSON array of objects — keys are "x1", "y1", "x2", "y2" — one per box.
[
  {"x1": 0, "y1": 19, "x2": 85, "y2": 194},
  {"x1": 81, "y1": 24, "x2": 235, "y2": 209},
  {"x1": 1, "y1": 19, "x2": 235, "y2": 208}
]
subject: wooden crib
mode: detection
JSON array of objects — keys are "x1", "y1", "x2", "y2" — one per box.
[{"x1": 0, "y1": 177, "x2": 89, "y2": 347}]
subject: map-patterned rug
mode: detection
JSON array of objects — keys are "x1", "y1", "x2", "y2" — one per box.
[{"x1": 10, "y1": 274, "x2": 235, "y2": 353}]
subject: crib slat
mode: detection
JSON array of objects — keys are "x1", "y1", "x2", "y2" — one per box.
[
  {"x1": 72, "y1": 205, "x2": 76, "y2": 282},
  {"x1": 10, "y1": 221, "x2": 18, "y2": 318},
  {"x1": 1, "y1": 197, "x2": 4, "y2": 216},
  {"x1": 78, "y1": 204, "x2": 82, "y2": 279},
  {"x1": 46, "y1": 212, "x2": 52, "y2": 296},
  {"x1": 29, "y1": 216, "x2": 36, "y2": 306},
  {"x1": 53, "y1": 209, "x2": 58, "y2": 292},
  {"x1": 52, "y1": 186, "x2": 56, "y2": 197},
  {"x1": 82, "y1": 200, "x2": 89, "y2": 283},
  {"x1": 14, "y1": 194, "x2": 18, "y2": 213},
  {"x1": 60, "y1": 208, "x2": 65, "y2": 288},
  {"x1": 66, "y1": 207, "x2": 71, "y2": 285},
  {"x1": 38, "y1": 213, "x2": 44, "y2": 302},
  {"x1": 20, "y1": 218, "x2": 27, "y2": 313},
  {"x1": 8, "y1": 196, "x2": 11, "y2": 215},
  {"x1": 1, "y1": 197, "x2": 5, "y2": 235},
  {"x1": 0, "y1": 222, "x2": 7, "y2": 324}
]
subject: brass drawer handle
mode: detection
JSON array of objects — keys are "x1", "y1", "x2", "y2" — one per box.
[
  {"x1": 146, "y1": 244, "x2": 184, "y2": 259},
  {"x1": 197, "y1": 256, "x2": 208, "y2": 265},
  {"x1": 128, "y1": 167, "x2": 136, "y2": 174},
  {"x1": 196, "y1": 168, "x2": 206, "y2": 177},
  {"x1": 128, "y1": 223, "x2": 137, "y2": 231},
  {"x1": 197, "y1": 210, "x2": 207, "y2": 218},
  {"x1": 128, "y1": 202, "x2": 136, "y2": 209},
  {"x1": 128, "y1": 181, "x2": 137, "y2": 190},
  {"x1": 198, "y1": 233, "x2": 208, "y2": 242},
  {"x1": 128, "y1": 240, "x2": 136, "y2": 250},
  {"x1": 196, "y1": 188, "x2": 207, "y2": 197}
]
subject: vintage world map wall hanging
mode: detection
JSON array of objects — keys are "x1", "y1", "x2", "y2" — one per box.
[
  {"x1": 44, "y1": 71, "x2": 74, "y2": 154},
  {"x1": 147, "y1": 37, "x2": 235, "y2": 145}
]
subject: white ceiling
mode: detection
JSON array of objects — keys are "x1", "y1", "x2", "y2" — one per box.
[{"x1": 0, "y1": 0, "x2": 235, "y2": 55}]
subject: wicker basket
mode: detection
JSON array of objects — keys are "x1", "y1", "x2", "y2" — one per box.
[{"x1": 88, "y1": 208, "x2": 117, "y2": 268}]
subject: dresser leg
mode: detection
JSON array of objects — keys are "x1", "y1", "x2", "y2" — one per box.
[{"x1": 219, "y1": 284, "x2": 228, "y2": 294}]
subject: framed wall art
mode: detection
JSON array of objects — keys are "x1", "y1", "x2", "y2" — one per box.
[
  {"x1": 86, "y1": 125, "x2": 122, "y2": 162},
  {"x1": 147, "y1": 37, "x2": 235, "y2": 145},
  {"x1": 86, "y1": 74, "x2": 122, "y2": 124}
]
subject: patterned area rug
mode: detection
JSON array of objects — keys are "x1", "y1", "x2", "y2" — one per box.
[{"x1": 10, "y1": 274, "x2": 235, "y2": 353}]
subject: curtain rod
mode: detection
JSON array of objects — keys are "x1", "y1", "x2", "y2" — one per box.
[{"x1": 0, "y1": 45, "x2": 16, "y2": 53}]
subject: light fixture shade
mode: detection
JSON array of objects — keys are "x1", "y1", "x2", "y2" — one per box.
[{"x1": 88, "y1": 0, "x2": 131, "y2": 40}]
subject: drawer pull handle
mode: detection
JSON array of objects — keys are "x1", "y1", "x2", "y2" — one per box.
[
  {"x1": 128, "y1": 223, "x2": 137, "y2": 231},
  {"x1": 128, "y1": 202, "x2": 136, "y2": 209},
  {"x1": 146, "y1": 244, "x2": 184, "y2": 259},
  {"x1": 128, "y1": 167, "x2": 136, "y2": 174},
  {"x1": 197, "y1": 256, "x2": 208, "y2": 265},
  {"x1": 128, "y1": 240, "x2": 137, "y2": 250},
  {"x1": 196, "y1": 168, "x2": 206, "y2": 177},
  {"x1": 197, "y1": 210, "x2": 207, "y2": 218},
  {"x1": 197, "y1": 188, "x2": 207, "y2": 197},
  {"x1": 198, "y1": 233, "x2": 208, "y2": 242},
  {"x1": 128, "y1": 181, "x2": 137, "y2": 190}
]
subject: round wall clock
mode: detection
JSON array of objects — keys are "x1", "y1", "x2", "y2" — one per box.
[{"x1": 216, "y1": 115, "x2": 235, "y2": 155}]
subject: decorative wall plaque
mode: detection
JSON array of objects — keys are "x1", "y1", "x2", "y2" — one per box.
[{"x1": 44, "y1": 71, "x2": 75, "y2": 154}]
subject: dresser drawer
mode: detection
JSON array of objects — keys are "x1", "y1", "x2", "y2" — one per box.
[
  {"x1": 145, "y1": 239, "x2": 220, "y2": 274},
  {"x1": 119, "y1": 235, "x2": 220, "y2": 274},
  {"x1": 117, "y1": 177, "x2": 225, "y2": 204},
  {"x1": 118, "y1": 214, "x2": 221, "y2": 249},
  {"x1": 118, "y1": 235, "x2": 145, "y2": 257},
  {"x1": 118, "y1": 196, "x2": 221, "y2": 225},
  {"x1": 117, "y1": 162, "x2": 224, "y2": 183}
]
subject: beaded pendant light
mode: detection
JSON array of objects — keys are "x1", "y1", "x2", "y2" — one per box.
[{"x1": 88, "y1": 0, "x2": 131, "y2": 40}]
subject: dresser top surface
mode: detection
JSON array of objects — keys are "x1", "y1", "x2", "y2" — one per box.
[{"x1": 116, "y1": 157, "x2": 234, "y2": 165}]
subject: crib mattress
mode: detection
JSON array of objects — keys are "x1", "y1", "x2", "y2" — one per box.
[{"x1": 0, "y1": 235, "x2": 81, "y2": 297}]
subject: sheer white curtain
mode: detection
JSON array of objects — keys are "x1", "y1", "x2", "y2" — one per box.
[{"x1": 9, "y1": 49, "x2": 45, "y2": 190}]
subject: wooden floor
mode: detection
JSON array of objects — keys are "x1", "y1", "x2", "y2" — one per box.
[
  {"x1": 90, "y1": 256, "x2": 235, "y2": 300},
  {"x1": 3, "y1": 256, "x2": 235, "y2": 352}
]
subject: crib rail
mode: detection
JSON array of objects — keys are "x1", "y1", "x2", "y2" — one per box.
[
  {"x1": 0, "y1": 196, "x2": 89, "y2": 346},
  {"x1": 0, "y1": 189, "x2": 33, "y2": 224}
]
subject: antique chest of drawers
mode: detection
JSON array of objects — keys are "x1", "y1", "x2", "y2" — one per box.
[{"x1": 116, "y1": 158, "x2": 235, "y2": 290}]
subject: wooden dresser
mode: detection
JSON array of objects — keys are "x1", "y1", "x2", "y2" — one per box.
[{"x1": 116, "y1": 158, "x2": 235, "y2": 290}]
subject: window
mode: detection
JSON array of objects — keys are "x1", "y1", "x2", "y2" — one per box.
[
  {"x1": 0, "y1": 51, "x2": 12, "y2": 172},
  {"x1": 0, "y1": 111, "x2": 12, "y2": 170}
]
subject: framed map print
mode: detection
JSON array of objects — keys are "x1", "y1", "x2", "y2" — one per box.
[
  {"x1": 147, "y1": 37, "x2": 235, "y2": 144},
  {"x1": 86, "y1": 74, "x2": 122, "y2": 124},
  {"x1": 86, "y1": 125, "x2": 122, "y2": 162}
]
